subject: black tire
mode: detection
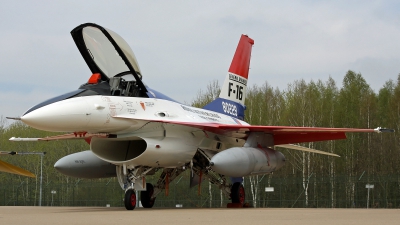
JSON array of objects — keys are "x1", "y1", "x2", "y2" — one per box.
[
  {"x1": 124, "y1": 189, "x2": 136, "y2": 210},
  {"x1": 231, "y1": 182, "x2": 245, "y2": 205},
  {"x1": 140, "y1": 183, "x2": 156, "y2": 208}
]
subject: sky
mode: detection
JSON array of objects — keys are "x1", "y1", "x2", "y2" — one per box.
[{"x1": 1, "y1": 0, "x2": 400, "y2": 123}]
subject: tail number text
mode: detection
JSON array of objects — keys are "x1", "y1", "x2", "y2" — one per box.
[{"x1": 222, "y1": 102, "x2": 237, "y2": 116}]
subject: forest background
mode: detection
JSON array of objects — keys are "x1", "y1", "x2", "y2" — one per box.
[{"x1": 0, "y1": 70, "x2": 399, "y2": 208}]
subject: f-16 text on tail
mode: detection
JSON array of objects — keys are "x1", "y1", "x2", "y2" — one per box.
[{"x1": 8, "y1": 23, "x2": 393, "y2": 210}]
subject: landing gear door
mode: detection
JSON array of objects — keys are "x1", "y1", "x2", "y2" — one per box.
[{"x1": 134, "y1": 178, "x2": 147, "y2": 191}]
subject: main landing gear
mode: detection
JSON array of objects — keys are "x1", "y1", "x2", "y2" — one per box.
[
  {"x1": 230, "y1": 182, "x2": 245, "y2": 206},
  {"x1": 140, "y1": 183, "x2": 155, "y2": 208},
  {"x1": 191, "y1": 150, "x2": 245, "y2": 207}
]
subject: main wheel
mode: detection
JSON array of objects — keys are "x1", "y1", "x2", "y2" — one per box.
[
  {"x1": 140, "y1": 183, "x2": 156, "y2": 208},
  {"x1": 124, "y1": 189, "x2": 136, "y2": 210},
  {"x1": 231, "y1": 182, "x2": 245, "y2": 205}
]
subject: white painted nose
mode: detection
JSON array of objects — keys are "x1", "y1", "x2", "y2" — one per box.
[{"x1": 21, "y1": 98, "x2": 90, "y2": 132}]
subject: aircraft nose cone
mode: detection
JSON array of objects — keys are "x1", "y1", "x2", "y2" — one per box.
[{"x1": 21, "y1": 98, "x2": 90, "y2": 132}]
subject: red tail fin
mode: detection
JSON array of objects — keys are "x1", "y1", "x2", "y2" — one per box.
[
  {"x1": 228, "y1": 35, "x2": 254, "y2": 79},
  {"x1": 203, "y1": 35, "x2": 254, "y2": 120}
]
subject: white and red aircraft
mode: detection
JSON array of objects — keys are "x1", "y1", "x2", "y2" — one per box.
[{"x1": 8, "y1": 23, "x2": 392, "y2": 210}]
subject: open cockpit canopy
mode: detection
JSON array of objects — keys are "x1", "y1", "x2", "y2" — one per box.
[
  {"x1": 24, "y1": 23, "x2": 151, "y2": 116},
  {"x1": 71, "y1": 23, "x2": 148, "y2": 96}
]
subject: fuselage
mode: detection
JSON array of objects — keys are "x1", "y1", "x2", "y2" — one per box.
[
  {"x1": 21, "y1": 95, "x2": 249, "y2": 134},
  {"x1": 21, "y1": 95, "x2": 249, "y2": 167}
]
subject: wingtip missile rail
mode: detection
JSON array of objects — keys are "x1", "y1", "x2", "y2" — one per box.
[{"x1": 374, "y1": 127, "x2": 395, "y2": 133}]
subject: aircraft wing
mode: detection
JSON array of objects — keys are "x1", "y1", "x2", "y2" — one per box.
[
  {"x1": 0, "y1": 160, "x2": 35, "y2": 177},
  {"x1": 0, "y1": 152, "x2": 35, "y2": 178},
  {"x1": 196, "y1": 124, "x2": 390, "y2": 145},
  {"x1": 9, "y1": 114, "x2": 392, "y2": 146},
  {"x1": 112, "y1": 118, "x2": 389, "y2": 145}
]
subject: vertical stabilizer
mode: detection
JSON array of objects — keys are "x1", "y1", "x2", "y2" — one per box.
[{"x1": 203, "y1": 35, "x2": 254, "y2": 120}]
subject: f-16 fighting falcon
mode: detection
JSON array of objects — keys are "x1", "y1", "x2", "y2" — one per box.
[{"x1": 7, "y1": 23, "x2": 393, "y2": 210}]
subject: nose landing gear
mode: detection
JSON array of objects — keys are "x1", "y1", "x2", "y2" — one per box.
[
  {"x1": 124, "y1": 189, "x2": 137, "y2": 210},
  {"x1": 124, "y1": 183, "x2": 156, "y2": 210}
]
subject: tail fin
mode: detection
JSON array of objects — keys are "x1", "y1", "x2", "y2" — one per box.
[{"x1": 203, "y1": 35, "x2": 254, "y2": 120}]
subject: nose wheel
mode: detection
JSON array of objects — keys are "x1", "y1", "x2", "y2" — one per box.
[
  {"x1": 231, "y1": 182, "x2": 245, "y2": 206},
  {"x1": 140, "y1": 183, "x2": 156, "y2": 208},
  {"x1": 124, "y1": 189, "x2": 136, "y2": 210}
]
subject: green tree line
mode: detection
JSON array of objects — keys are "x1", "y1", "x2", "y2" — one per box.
[{"x1": 0, "y1": 70, "x2": 399, "y2": 208}]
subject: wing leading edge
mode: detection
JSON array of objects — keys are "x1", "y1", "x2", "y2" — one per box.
[
  {"x1": 211, "y1": 125, "x2": 390, "y2": 145},
  {"x1": 11, "y1": 113, "x2": 392, "y2": 146},
  {"x1": 112, "y1": 119, "x2": 387, "y2": 145}
]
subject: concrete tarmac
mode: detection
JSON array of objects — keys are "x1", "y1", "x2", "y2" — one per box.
[{"x1": 0, "y1": 207, "x2": 399, "y2": 225}]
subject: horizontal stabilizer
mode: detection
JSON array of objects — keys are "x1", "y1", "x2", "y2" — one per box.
[{"x1": 275, "y1": 144, "x2": 340, "y2": 157}]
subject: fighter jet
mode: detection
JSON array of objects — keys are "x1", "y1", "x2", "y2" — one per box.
[{"x1": 8, "y1": 23, "x2": 393, "y2": 210}]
